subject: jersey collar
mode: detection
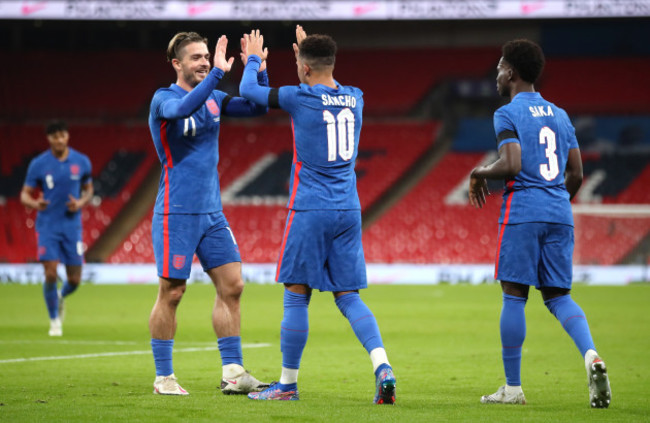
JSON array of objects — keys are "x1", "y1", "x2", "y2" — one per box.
[{"x1": 512, "y1": 91, "x2": 542, "y2": 101}]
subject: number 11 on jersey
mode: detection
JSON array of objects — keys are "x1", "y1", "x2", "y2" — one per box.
[{"x1": 324, "y1": 108, "x2": 355, "y2": 162}]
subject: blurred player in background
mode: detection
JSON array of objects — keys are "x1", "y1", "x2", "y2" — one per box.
[
  {"x1": 239, "y1": 27, "x2": 396, "y2": 404},
  {"x1": 148, "y1": 31, "x2": 270, "y2": 396},
  {"x1": 468, "y1": 39, "x2": 611, "y2": 408},
  {"x1": 21, "y1": 120, "x2": 93, "y2": 337}
]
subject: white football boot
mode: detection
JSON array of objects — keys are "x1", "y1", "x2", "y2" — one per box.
[
  {"x1": 481, "y1": 385, "x2": 526, "y2": 405},
  {"x1": 153, "y1": 374, "x2": 189, "y2": 395},
  {"x1": 586, "y1": 355, "x2": 611, "y2": 408},
  {"x1": 48, "y1": 318, "x2": 62, "y2": 337},
  {"x1": 221, "y1": 368, "x2": 270, "y2": 395}
]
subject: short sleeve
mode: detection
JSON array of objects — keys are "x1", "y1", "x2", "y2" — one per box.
[
  {"x1": 494, "y1": 107, "x2": 519, "y2": 150},
  {"x1": 562, "y1": 110, "x2": 579, "y2": 150},
  {"x1": 278, "y1": 86, "x2": 301, "y2": 114},
  {"x1": 24, "y1": 158, "x2": 40, "y2": 188}
]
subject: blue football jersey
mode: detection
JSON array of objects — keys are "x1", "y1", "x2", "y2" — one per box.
[
  {"x1": 150, "y1": 84, "x2": 229, "y2": 214},
  {"x1": 277, "y1": 83, "x2": 363, "y2": 210},
  {"x1": 149, "y1": 67, "x2": 267, "y2": 215},
  {"x1": 494, "y1": 91, "x2": 579, "y2": 225},
  {"x1": 24, "y1": 147, "x2": 92, "y2": 232}
]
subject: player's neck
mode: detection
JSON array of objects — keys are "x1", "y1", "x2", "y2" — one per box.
[
  {"x1": 306, "y1": 74, "x2": 337, "y2": 89},
  {"x1": 51, "y1": 147, "x2": 69, "y2": 161},
  {"x1": 510, "y1": 83, "x2": 535, "y2": 101},
  {"x1": 176, "y1": 78, "x2": 195, "y2": 93}
]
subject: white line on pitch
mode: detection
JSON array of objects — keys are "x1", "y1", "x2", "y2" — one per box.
[
  {"x1": 0, "y1": 343, "x2": 271, "y2": 364},
  {"x1": 0, "y1": 340, "x2": 229, "y2": 346}
]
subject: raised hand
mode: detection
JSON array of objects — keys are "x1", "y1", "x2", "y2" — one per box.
[
  {"x1": 213, "y1": 35, "x2": 235, "y2": 72},
  {"x1": 243, "y1": 29, "x2": 268, "y2": 63},
  {"x1": 292, "y1": 25, "x2": 307, "y2": 59},
  {"x1": 240, "y1": 31, "x2": 267, "y2": 72}
]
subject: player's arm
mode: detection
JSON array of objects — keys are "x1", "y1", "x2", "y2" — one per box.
[
  {"x1": 67, "y1": 181, "x2": 93, "y2": 213},
  {"x1": 158, "y1": 36, "x2": 233, "y2": 120},
  {"x1": 20, "y1": 185, "x2": 49, "y2": 211},
  {"x1": 469, "y1": 143, "x2": 521, "y2": 209},
  {"x1": 564, "y1": 148, "x2": 583, "y2": 201},
  {"x1": 239, "y1": 29, "x2": 281, "y2": 108}
]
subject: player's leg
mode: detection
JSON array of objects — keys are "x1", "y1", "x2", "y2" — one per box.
[
  {"x1": 149, "y1": 212, "x2": 195, "y2": 395},
  {"x1": 328, "y1": 210, "x2": 395, "y2": 405},
  {"x1": 60, "y1": 229, "x2": 84, "y2": 299},
  {"x1": 480, "y1": 281, "x2": 529, "y2": 405},
  {"x1": 249, "y1": 283, "x2": 309, "y2": 401},
  {"x1": 42, "y1": 260, "x2": 62, "y2": 336},
  {"x1": 198, "y1": 212, "x2": 268, "y2": 395},
  {"x1": 540, "y1": 224, "x2": 610, "y2": 408},
  {"x1": 149, "y1": 276, "x2": 189, "y2": 395},
  {"x1": 482, "y1": 223, "x2": 538, "y2": 405},
  {"x1": 249, "y1": 210, "x2": 322, "y2": 401},
  {"x1": 38, "y1": 230, "x2": 63, "y2": 335},
  {"x1": 58, "y1": 231, "x2": 84, "y2": 321}
]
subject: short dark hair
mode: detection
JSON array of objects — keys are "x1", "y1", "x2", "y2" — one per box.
[
  {"x1": 299, "y1": 34, "x2": 337, "y2": 70},
  {"x1": 502, "y1": 39, "x2": 545, "y2": 84},
  {"x1": 167, "y1": 31, "x2": 208, "y2": 62},
  {"x1": 45, "y1": 120, "x2": 67, "y2": 135}
]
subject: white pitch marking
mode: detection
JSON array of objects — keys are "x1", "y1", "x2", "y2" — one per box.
[{"x1": 0, "y1": 343, "x2": 271, "y2": 364}]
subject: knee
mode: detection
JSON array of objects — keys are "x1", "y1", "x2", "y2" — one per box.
[
  {"x1": 219, "y1": 276, "x2": 244, "y2": 302},
  {"x1": 44, "y1": 270, "x2": 58, "y2": 283},
  {"x1": 164, "y1": 285, "x2": 187, "y2": 308},
  {"x1": 67, "y1": 276, "x2": 81, "y2": 286}
]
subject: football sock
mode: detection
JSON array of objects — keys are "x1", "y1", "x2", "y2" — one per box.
[
  {"x1": 61, "y1": 280, "x2": 78, "y2": 297},
  {"x1": 501, "y1": 293, "x2": 527, "y2": 386},
  {"x1": 544, "y1": 295, "x2": 596, "y2": 357},
  {"x1": 151, "y1": 338, "x2": 174, "y2": 376},
  {"x1": 370, "y1": 347, "x2": 390, "y2": 372},
  {"x1": 217, "y1": 336, "x2": 243, "y2": 367},
  {"x1": 43, "y1": 281, "x2": 59, "y2": 319},
  {"x1": 335, "y1": 292, "x2": 384, "y2": 353},
  {"x1": 281, "y1": 290, "x2": 310, "y2": 371},
  {"x1": 279, "y1": 368, "x2": 299, "y2": 385}
]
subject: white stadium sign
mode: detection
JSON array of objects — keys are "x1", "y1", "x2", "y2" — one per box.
[{"x1": 0, "y1": 0, "x2": 648, "y2": 20}]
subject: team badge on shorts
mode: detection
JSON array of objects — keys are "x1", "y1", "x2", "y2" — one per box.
[
  {"x1": 206, "y1": 99, "x2": 220, "y2": 115},
  {"x1": 172, "y1": 254, "x2": 186, "y2": 270}
]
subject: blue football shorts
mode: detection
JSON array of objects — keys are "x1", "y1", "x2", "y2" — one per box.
[
  {"x1": 495, "y1": 222, "x2": 574, "y2": 289},
  {"x1": 36, "y1": 227, "x2": 84, "y2": 266},
  {"x1": 275, "y1": 209, "x2": 368, "y2": 292},
  {"x1": 152, "y1": 211, "x2": 241, "y2": 280}
]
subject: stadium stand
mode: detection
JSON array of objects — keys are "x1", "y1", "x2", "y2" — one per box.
[
  {"x1": 107, "y1": 122, "x2": 438, "y2": 263},
  {"x1": 0, "y1": 124, "x2": 155, "y2": 262}
]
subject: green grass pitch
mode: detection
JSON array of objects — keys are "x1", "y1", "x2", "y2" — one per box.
[{"x1": 0, "y1": 283, "x2": 648, "y2": 422}]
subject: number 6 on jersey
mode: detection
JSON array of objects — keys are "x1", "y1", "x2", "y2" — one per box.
[{"x1": 324, "y1": 108, "x2": 355, "y2": 161}]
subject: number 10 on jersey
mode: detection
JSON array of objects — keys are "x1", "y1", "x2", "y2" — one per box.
[{"x1": 324, "y1": 108, "x2": 355, "y2": 162}]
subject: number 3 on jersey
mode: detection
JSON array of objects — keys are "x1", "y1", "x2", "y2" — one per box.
[
  {"x1": 324, "y1": 108, "x2": 355, "y2": 161},
  {"x1": 539, "y1": 126, "x2": 559, "y2": 181}
]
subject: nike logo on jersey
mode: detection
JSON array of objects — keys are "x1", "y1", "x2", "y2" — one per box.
[{"x1": 529, "y1": 105, "x2": 554, "y2": 117}]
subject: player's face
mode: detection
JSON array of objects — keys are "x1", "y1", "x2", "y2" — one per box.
[
  {"x1": 496, "y1": 57, "x2": 512, "y2": 98},
  {"x1": 47, "y1": 130, "x2": 69, "y2": 156},
  {"x1": 177, "y1": 42, "x2": 211, "y2": 88}
]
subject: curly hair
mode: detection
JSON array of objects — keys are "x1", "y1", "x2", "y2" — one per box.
[
  {"x1": 45, "y1": 120, "x2": 68, "y2": 135},
  {"x1": 502, "y1": 39, "x2": 545, "y2": 84},
  {"x1": 299, "y1": 34, "x2": 337, "y2": 70},
  {"x1": 166, "y1": 32, "x2": 208, "y2": 62}
]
